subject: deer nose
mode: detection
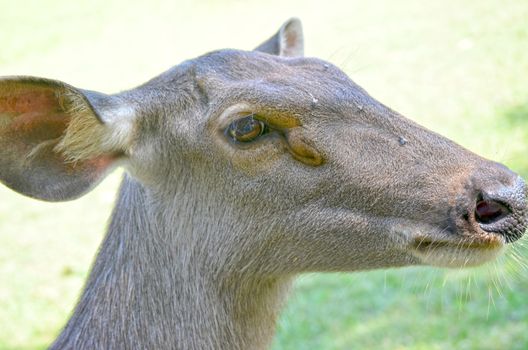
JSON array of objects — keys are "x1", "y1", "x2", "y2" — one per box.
[{"x1": 471, "y1": 168, "x2": 528, "y2": 243}]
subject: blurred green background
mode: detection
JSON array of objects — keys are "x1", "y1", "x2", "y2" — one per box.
[{"x1": 1, "y1": 0, "x2": 527, "y2": 349}]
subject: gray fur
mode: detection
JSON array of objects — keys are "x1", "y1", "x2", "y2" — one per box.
[{"x1": 0, "y1": 19, "x2": 526, "y2": 349}]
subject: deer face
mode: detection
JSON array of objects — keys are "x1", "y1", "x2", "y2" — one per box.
[
  {"x1": 0, "y1": 19, "x2": 526, "y2": 275},
  {"x1": 128, "y1": 47, "x2": 525, "y2": 273}
]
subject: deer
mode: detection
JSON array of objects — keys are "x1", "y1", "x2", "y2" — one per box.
[{"x1": 0, "y1": 18, "x2": 526, "y2": 350}]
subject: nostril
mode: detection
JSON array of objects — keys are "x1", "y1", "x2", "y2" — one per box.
[
  {"x1": 467, "y1": 172, "x2": 527, "y2": 242},
  {"x1": 475, "y1": 199, "x2": 510, "y2": 224}
]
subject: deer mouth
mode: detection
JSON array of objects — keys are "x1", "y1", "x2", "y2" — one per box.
[
  {"x1": 413, "y1": 233, "x2": 504, "y2": 250},
  {"x1": 409, "y1": 231, "x2": 505, "y2": 268}
]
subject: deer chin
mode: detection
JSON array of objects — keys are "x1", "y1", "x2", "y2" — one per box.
[{"x1": 408, "y1": 232, "x2": 505, "y2": 268}]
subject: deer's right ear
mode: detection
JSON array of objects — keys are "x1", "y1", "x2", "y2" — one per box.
[
  {"x1": 0, "y1": 77, "x2": 134, "y2": 202},
  {"x1": 254, "y1": 18, "x2": 304, "y2": 57}
]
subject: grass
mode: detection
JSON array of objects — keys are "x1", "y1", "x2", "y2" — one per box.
[{"x1": 1, "y1": 0, "x2": 528, "y2": 349}]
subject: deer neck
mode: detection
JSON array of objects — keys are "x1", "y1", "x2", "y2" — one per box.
[{"x1": 51, "y1": 174, "x2": 291, "y2": 350}]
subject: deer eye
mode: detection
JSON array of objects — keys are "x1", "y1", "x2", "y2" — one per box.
[{"x1": 226, "y1": 114, "x2": 268, "y2": 143}]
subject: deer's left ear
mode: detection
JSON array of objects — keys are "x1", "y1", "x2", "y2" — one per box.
[
  {"x1": 254, "y1": 18, "x2": 304, "y2": 57},
  {"x1": 0, "y1": 77, "x2": 135, "y2": 201}
]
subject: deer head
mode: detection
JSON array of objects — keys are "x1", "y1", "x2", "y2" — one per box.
[{"x1": 0, "y1": 18, "x2": 526, "y2": 349}]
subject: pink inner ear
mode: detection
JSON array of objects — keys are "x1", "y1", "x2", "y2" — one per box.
[
  {"x1": 0, "y1": 89, "x2": 69, "y2": 144},
  {"x1": 284, "y1": 31, "x2": 298, "y2": 48},
  {"x1": 0, "y1": 89, "x2": 61, "y2": 113},
  {"x1": 9, "y1": 111, "x2": 68, "y2": 140},
  {"x1": 84, "y1": 155, "x2": 118, "y2": 179}
]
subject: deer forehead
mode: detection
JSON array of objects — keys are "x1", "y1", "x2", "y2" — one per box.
[
  {"x1": 187, "y1": 50, "x2": 355, "y2": 116},
  {"x1": 138, "y1": 50, "x2": 371, "y2": 141}
]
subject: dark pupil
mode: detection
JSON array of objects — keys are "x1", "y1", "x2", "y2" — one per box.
[{"x1": 229, "y1": 115, "x2": 263, "y2": 142}]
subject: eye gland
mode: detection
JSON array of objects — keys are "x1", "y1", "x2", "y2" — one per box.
[{"x1": 227, "y1": 114, "x2": 267, "y2": 143}]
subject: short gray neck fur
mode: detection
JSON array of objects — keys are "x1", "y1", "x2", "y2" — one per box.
[{"x1": 51, "y1": 175, "x2": 290, "y2": 349}]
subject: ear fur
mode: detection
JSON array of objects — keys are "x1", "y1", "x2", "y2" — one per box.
[
  {"x1": 254, "y1": 18, "x2": 304, "y2": 57},
  {"x1": 0, "y1": 77, "x2": 134, "y2": 201}
]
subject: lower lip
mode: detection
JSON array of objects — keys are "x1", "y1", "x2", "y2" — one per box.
[{"x1": 412, "y1": 235, "x2": 504, "y2": 250}]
